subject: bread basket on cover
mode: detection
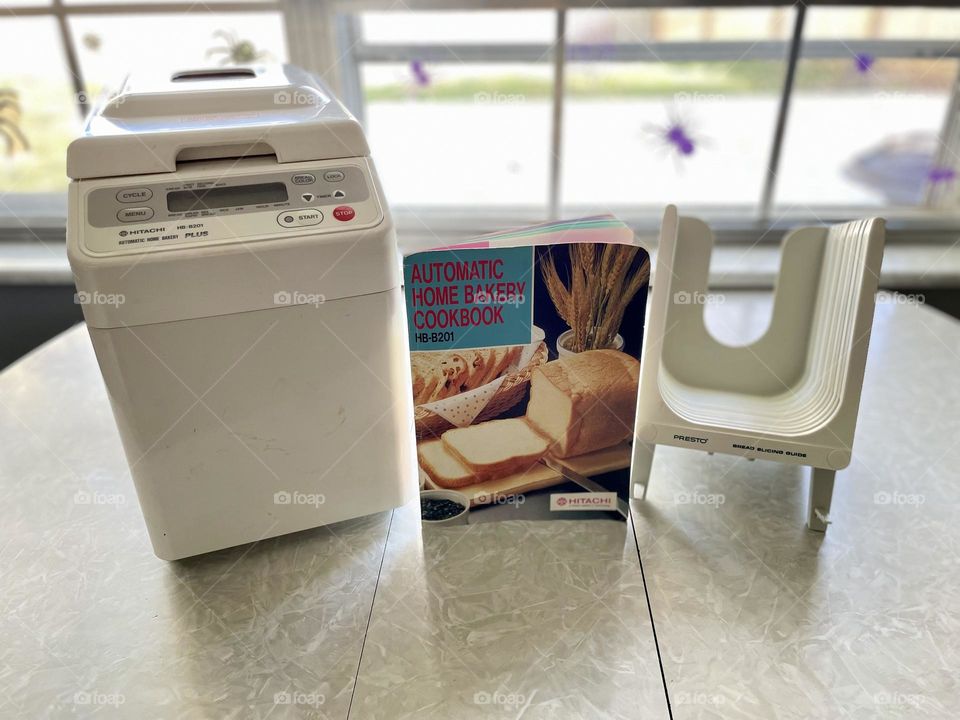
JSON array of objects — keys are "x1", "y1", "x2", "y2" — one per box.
[{"x1": 415, "y1": 341, "x2": 548, "y2": 439}]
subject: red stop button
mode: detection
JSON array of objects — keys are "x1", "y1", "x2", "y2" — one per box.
[{"x1": 333, "y1": 205, "x2": 355, "y2": 222}]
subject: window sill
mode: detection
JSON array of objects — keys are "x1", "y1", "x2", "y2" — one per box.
[{"x1": 5, "y1": 237, "x2": 959, "y2": 290}]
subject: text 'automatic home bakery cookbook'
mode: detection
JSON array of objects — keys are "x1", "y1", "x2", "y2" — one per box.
[{"x1": 404, "y1": 216, "x2": 651, "y2": 522}]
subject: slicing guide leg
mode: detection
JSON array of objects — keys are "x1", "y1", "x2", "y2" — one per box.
[
  {"x1": 631, "y1": 441, "x2": 655, "y2": 500},
  {"x1": 807, "y1": 466, "x2": 836, "y2": 533}
]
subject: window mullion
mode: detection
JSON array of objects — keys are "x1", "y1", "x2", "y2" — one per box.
[
  {"x1": 759, "y1": 2, "x2": 806, "y2": 220},
  {"x1": 334, "y1": 12, "x2": 365, "y2": 125},
  {"x1": 52, "y1": 0, "x2": 89, "y2": 122},
  {"x1": 925, "y1": 63, "x2": 960, "y2": 209},
  {"x1": 549, "y1": 8, "x2": 566, "y2": 220},
  {"x1": 281, "y1": 0, "x2": 344, "y2": 97}
]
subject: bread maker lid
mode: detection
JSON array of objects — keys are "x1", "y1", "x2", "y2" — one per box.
[{"x1": 67, "y1": 65, "x2": 370, "y2": 180}]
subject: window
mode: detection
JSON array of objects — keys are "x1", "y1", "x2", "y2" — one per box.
[
  {"x1": 361, "y1": 61, "x2": 553, "y2": 210},
  {"x1": 561, "y1": 8, "x2": 793, "y2": 215},
  {"x1": 0, "y1": 0, "x2": 285, "y2": 226},
  {"x1": 71, "y1": 13, "x2": 287, "y2": 93},
  {"x1": 0, "y1": 17, "x2": 79, "y2": 196},
  {"x1": 2, "y1": 3, "x2": 959, "y2": 241},
  {"x1": 777, "y1": 7, "x2": 960, "y2": 210},
  {"x1": 339, "y1": 3, "x2": 960, "y2": 235},
  {"x1": 356, "y1": 11, "x2": 555, "y2": 214}
]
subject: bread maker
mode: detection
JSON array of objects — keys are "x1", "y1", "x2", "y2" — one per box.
[{"x1": 66, "y1": 65, "x2": 417, "y2": 560}]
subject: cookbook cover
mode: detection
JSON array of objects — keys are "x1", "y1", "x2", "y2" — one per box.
[{"x1": 404, "y1": 217, "x2": 650, "y2": 522}]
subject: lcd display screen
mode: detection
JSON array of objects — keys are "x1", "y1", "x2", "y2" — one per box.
[{"x1": 167, "y1": 182, "x2": 288, "y2": 212}]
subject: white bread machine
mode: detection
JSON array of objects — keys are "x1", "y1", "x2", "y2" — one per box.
[{"x1": 66, "y1": 66, "x2": 417, "y2": 560}]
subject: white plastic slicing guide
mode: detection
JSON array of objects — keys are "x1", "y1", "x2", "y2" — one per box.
[{"x1": 632, "y1": 205, "x2": 885, "y2": 533}]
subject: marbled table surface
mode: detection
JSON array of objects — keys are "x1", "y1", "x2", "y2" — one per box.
[{"x1": 1, "y1": 294, "x2": 957, "y2": 719}]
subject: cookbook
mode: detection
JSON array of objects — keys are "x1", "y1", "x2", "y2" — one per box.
[{"x1": 404, "y1": 216, "x2": 651, "y2": 522}]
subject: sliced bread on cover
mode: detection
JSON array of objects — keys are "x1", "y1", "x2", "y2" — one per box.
[
  {"x1": 478, "y1": 345, "x2": 521, "y2": 386},
  {"x1": 442, "y1": 418, "x2": 548, "y2": 478},
  {"x1": 418, "y1": 439, "x2": 483, "y2": 488},
  {"x1": 526, "y1": 349, "x2": 640, "y2": 458}
]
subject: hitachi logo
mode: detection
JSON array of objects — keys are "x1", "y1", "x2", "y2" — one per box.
[
  {"x1": 674, "y1": 434, "x2": 708, "y2": 444},
  {"x1": 126, "y1": 227, "x2": 165, "y2": 235}
]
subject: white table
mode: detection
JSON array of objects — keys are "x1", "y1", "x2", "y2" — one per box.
[{"x1": 1, "y1": 294, "x2": 957, "y2": 719}]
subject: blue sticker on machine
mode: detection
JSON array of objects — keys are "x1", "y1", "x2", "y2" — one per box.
[{"x1": 404, "y1": 247, "x2": 534, "y2": 350}]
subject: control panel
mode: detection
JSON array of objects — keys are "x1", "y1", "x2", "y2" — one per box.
[{"x1": 78, "y1": 159, "x2": 383, "y2": 255}]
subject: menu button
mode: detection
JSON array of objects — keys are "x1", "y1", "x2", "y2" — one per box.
[{"x1": 117, "y1": 207, "x2": 155, "y2": 223}]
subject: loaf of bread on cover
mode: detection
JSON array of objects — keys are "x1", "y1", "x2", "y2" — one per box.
[
  {"x1": 441, "y1": 418, "x2": 548, "y2": 478},
  {"x1": 526, "y1": 349, "x2": 640, "y2": 458},
  {"x1": 418, "y1": 439, "x2": 482, "y2": 488}
]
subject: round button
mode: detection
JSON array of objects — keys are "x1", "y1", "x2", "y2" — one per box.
[
  {"x1": 116, "y1": 187, "x2": 153, "y2": 203},
  {"x1": 117, "y1": 207, "x2": 154, "y2": 223},
  {"x1": 333, "y1": 206, "x2": 355, "y2": 222},
  {"x1": 323, "y1": 170, "x2": 345, "y2": 182},
  {"x1": 291, "y1": 174, "x2": 316, "y2": 185}
]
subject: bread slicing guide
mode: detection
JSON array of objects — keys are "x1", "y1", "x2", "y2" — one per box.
[{"x1": 631, "y1": 205, "x2": 885, "y2": 532}]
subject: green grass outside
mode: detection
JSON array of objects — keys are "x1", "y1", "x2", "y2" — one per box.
[{"x1": 366, "y1": 59, "x2": 954, "y2": 101}]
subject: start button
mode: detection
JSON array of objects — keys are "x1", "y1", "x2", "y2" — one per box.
[{"x1": 277, "y1": 209, "x2": 323, "y2": 228}]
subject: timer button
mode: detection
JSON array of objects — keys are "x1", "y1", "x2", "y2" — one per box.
[
  {"x1": 332, "y1": 205, "x2": 355, "y2": 222},
  {"x1": 277, "y1": 209, "x2": 323, "y2": 228},
  {"x1": 117, "y1": 207, "x2": 154, "y2": 223},
  {"x1": 116, "y1": 187, "x2": 153, "y2": 203}
]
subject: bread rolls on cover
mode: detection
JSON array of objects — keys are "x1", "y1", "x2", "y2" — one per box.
[{"x1": 526, "y1": 349, "x2": 640, "y2": 458}]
